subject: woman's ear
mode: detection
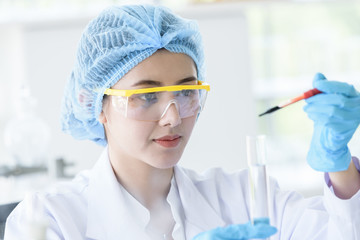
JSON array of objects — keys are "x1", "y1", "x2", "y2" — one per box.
[
  {"x1": 99, "y1": 111, "x2": 107, "y2": 124},
  {"x1": 99, "y1": 96, "x2": 109, "y2": 124}
]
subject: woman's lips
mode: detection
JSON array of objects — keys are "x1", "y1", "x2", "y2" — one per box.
[{"x1": 153, "y1": 135, "x2": 181, "y2": 148}]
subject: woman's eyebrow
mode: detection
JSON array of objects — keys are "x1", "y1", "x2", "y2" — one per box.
[
  {"x1": 176, "y1": 76, "x2": 197, "y2": 84},
  {"x1": 131, "y1": 76, "x2": 197, "y2": 87},
  {"x1": 131, "y1": 80, "x2": 162, "y2": 87}
]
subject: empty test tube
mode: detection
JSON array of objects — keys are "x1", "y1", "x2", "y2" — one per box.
[{"x1": 246, "y1": 135, "x2": 270, "y2": 228}]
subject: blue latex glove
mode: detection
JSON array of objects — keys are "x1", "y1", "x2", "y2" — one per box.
[
  {"x1": 304, "y1": 73, "x2": 360, "y2": 172},
  {"x1": 192, "y1": 219, "x2": 277, "y2": 240}
]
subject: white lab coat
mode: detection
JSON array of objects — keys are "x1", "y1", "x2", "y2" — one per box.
[{"x1": 5, "y1": 148, "x2": 360, "y2": 240}]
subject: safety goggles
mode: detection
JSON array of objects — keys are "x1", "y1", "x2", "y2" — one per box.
[{"x1": 103, "y1": 81, "x2": 210, "y2": 121}]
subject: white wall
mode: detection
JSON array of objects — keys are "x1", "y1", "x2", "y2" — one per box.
[
  {"x1": 0, "y1": 17, "x2": 103, "y2": 172},
  {"x1": 180, "y1": 4, "x2": 256, "y2": 172}
]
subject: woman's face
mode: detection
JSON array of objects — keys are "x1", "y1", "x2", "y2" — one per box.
[{"x1": 100, "y1": 50, "x2": 198, "y2": 170}]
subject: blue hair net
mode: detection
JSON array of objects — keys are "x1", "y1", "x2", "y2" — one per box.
[{"x1": 61, "y1": 5, "x2": 205, "y2": 146}]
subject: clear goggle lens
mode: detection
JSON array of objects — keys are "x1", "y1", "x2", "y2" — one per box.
[{"x1": 111, "y1": 89, "x2": 208, "y2": 121}]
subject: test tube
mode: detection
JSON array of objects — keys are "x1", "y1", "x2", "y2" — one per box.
[{"x1": 246, "y1": 135, "x2": 270, "y2": 230}]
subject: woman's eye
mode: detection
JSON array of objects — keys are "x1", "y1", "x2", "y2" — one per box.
[
  {"x1": 181, "y1": 90, "x2": 194, "y2": 97},
  {"x1": 139, "y1": 93, "x2": 158, "y2": 102}
]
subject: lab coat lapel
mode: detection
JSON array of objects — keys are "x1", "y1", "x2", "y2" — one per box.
[
  {"x1": 86, "y1": 149, "x2": 150, "y2": 240},
  {"x1": 174, "y1": 166, "x2": 225, "y2": 238}
]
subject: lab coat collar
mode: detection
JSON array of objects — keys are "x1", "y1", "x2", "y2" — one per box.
[
  {"x1": 174, "y1": 166, "x2": 226, "y2": 238},
  {"x1": 85, "y1": 148, "x2": 225, "y2": 239},
  {"x1": 166, "y1": 176, "x2": 186, "y2": 239},
  {"x1": 86, "y1": 148, "x2": 151, "y2": 240}
]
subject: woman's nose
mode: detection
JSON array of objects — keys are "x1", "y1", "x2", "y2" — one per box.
[{"x1": 158, "y1": 100, "x2": 182, "y2": 127}]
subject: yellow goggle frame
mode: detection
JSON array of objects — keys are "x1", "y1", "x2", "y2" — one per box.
[{"x1": 104, "y1": 81, "x2": 210, "y2": 97}]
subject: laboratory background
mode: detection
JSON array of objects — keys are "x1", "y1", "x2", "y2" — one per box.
[{"x1": 1, "y1": 0, "x2": 360, "y2": 238}]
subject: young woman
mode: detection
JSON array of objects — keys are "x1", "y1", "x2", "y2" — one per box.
[{"x1": 5, "y1": 4, "x2": 360, "y2": 240}]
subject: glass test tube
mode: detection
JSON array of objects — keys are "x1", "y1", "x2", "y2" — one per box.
[{"x1": 246, "y1": 135, "x2": 270, "y2": 227}]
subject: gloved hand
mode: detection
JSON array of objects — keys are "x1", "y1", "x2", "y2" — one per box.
[
  {"x1": 192, "y1": 218, "x2": 277, "y2": 240},
  {"x1": 304, "y1": 73, "x2": 360, "y2": 172}
]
